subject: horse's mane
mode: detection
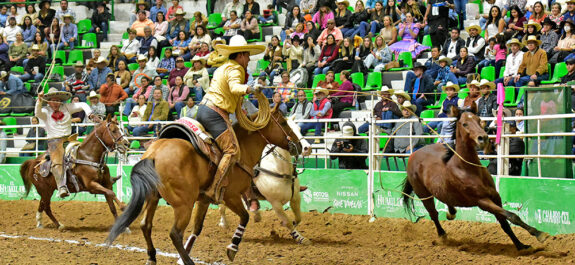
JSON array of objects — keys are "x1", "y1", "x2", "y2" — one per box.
[{"x1": 442, "y1": 108, "x2": 475, "y2": 164}]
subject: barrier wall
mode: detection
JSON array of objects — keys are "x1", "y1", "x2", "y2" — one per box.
[{"x1": 2, "y1": 166, "x2": 574, "y2": 235}]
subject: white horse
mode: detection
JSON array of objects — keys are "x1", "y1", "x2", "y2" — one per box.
[{"x1": 219, "y1": 117, "x2": 312, "y2": 244}]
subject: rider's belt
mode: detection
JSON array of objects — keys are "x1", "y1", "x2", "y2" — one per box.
[{"x1": 201, "y1": 99, "x2": 230, "y2": 118}]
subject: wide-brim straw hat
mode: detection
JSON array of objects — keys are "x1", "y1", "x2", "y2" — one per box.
[
  {"x1": 96, "y1": 57, "x2": 108, "y2": 64},
  {"x1": 44, "y1": 87, "x2": 72, "y2": 102},
  {"x1": 137, "y1": 54, "x2": 148, "y2": 62},
  {"x1": 336, "y1": 0, "x2": 350, "y2": 8},
  {"x1": 314, "y1": 87, "x2": 329, "y2": 95},
  {"x1": 443, "y1": 81, "x2": 460, "y2": 92},
  {"x1": 216, "y1": 35, "x2": 265, "y2": 56},
  {"x1": 394, "y1": 90, "x2": 411, "y2": 101},
  {"x1": 523, "y1": 20, "x2": 542, "y2": 32},
  {"x1": 507, "y1": 38, "x2": 524, "y2": 48},
  {"x1": 400, "y1": 101, "x2": 417, "y2": 113},
  {"x1": 525, "y1": 35, "x2": 541, "y2": 46},
  {"x1": 175, "y1": 9, "x2": 186, "y2": 16},
  {"x1": 62, "y1": 14, "x2": 74, "y2": 22},
  {"x1": 0, "y1": 71, "x2": 7, "y2": 79},
  {"x1": 30, "y1": 44, "x2": 40, "y2": 51},
  {"x1": 492, "y1": 107, "x2": 512, "y2": 117},
  {"x1": 467, "y1": 79, "x2": 481, "y2": 88},
  {"x1": 479, "y1": 79, "x2": 496, "y2": 90},
  {"x1": 465, "y1": 24, "x2": 482, "y2": 34},
  {"x1": 74, "y1": 61, "x2": 84, "y2": 67},
  {"x1": 127, "y1": 28, "x2": 137, "y2": 35},
  {"x1": 191, "y1": 55, "x2": 206, "y2": 65},
  {"x1": 438, "y1": 55, "x2": 452, "y2": 65},
  {"x1": 136, "y1": 0, "x2": 149, "y2": 8},
  {"x1": 87, "y1": 91, "x2": 100, "y2": 100},
  {"x1": 380, "y1": 85, "x2": 394, "y2": 95}
]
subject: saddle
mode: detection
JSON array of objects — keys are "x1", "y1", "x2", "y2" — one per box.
[
  {"x1": 158, "y1": 118, "x2": 222, "y2": 165},
  {"x1": 37, "y1": 134, "x2": 81, "y2": 178}
]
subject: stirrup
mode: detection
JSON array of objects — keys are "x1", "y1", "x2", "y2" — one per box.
[{"x1": 58, "y1": 186, "x2": 70, "y2": 198}]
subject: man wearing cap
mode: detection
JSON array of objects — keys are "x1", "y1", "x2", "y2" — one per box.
[
  {"x1": 100, "y1": 73, "x2": 128, "y2": 115},
  {"x1": 513, "y1": 35, "x2": 548, "y2": 87},
  {"x1": 330, "y1": 122, "x2": 368, "y2": 170},
  {"x1": 222, "y1": 0, "x2": 244, "y2": 22},
  {"x1": 562, "y1": 58, "x2": 575, "y2": 83},
  {"x1": 89, "y1": 57, "x2": 112, "y2": 92},
  {"x1": 540, "y1": 17, "x2": 559, "y2": 56},
  {"x1": 465, "y1": 25, "x2": 486, "y2": 61},
  {"x1": 35, "y1": 88, "x2": 96, "y2": 198},
  {"x1": 168, "y1": 56, "x2": 189, "y2": 87},
  {"x1": 441, "y1": 28, "x2": 465, "y2": 61},
  {"x1": 562, "y1": 0, "x2": 575, "y2": 22},
  {"x1": 55, "y1": 0, "x2": 76, "y2": 23},
  {"x1": 404, "y1": 62, "x2": 435, "y2": 114},
  {"x1": 138, "y1": 26, "x2": 158, "y2": 57},
  {"x1": 4, "y1": 17, "x2": 21, "y2": 44},
  {"x1": 20, "y1": 44, "x2": 46, "y2": 83},
  {"x1": 132, "y1": 10, "x2": 156, "y2": 38},
  {"x1": 166, "y1": 9, "x2": 190, "y2": 45},
  {"x1": 58, "y1": 14, "x2": 78, "y2": 50},
  {"x1": 495, "y1": 38, "x2": 524, "y2": 87},
  {"x1": 90, "y1": 3, "x2": 112, "y2": 42},
  {"x1": 0, "y1": 71, "x2": 25, "y2": 95},
  {"x1": 196, "y1": 35, "x2": 265, "y2": 204}
]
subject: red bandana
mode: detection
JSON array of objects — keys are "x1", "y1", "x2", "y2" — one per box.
[{"x1": 51, "y1": 111, "x2": 65, "y2": 121}]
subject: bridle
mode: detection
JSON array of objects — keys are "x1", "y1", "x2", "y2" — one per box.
[
  {"x1": 256, "y1": 111, "x2": 301, "y2": 161},
  {"x1": 94, "y1": 121, "x2": 128, "y2": 154}
]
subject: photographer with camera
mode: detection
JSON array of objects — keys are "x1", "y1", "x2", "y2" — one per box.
[{"x1": 329, "y1": 122, "x2": 368, "y2": 169}]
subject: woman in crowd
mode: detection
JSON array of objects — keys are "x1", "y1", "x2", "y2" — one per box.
[
  {"x1": 312, "y1": 5, "x2": 334, "y2": 30},
  {"x1": 8, "y1": 32, "x2": 27, "y2": 69},
  {"x1": 351, "y1": 36, "x2": 373, "y2": 74},
  {"x1": 347, "y1": 0, "x2": 370, "y2": 38},
  {"x1": 243, "y1": 0, "x2": 260, "y2": 18},
  {"x1": 451, "y1": 47, "x2": 477, "y2": 85},
  {"x1": 384, "y1": 0, "x2": 401, "y2": 26},
  {"x1": 548, "y1": 3, "x2": 562, "y2": 26},
  {"x1": 0, "y1": 35, "x2": 8, "y2": 71},
  {"x1": 403, "y1": 0, "x2": 425, "y2": 22},
  {"x1": 45, "y1": 17, "x2": 59, "y2": 57},
  {"x1": 283, "y1": 5, "x2": 305, "y2": 41},
  {"x1": 87, "y1": 49, "x2": 101, "y2": 70},
  {"x1": 264, "y1": 35, "x2": 284, "y2": 83},
  {"x1": 282, "y1": 35, "x2": 304, "y2": 71},
  {"x1": 173, "y1": 31, "x2": 191, "y2": 59},
  {"x1": 549, "y1": 19, "x2": 575, "y2": 64},
  {"x1": 190, "y1": 11, "x2": 208, "y2": 33},
  {"x1": 183, "y1": 56, "x2": 209, "y2": 102},
  {"x1": 222, "y1": 11, "x2": 241, "y2": 43},
  {"x1": 240, "y1": 10, "x2": 260, "y2": 40},
  {"x1": 115, "y1": 60, "x2": 132, "y2": 90},
  {"x1": 484, "y1": 6, "x2": 505, "y2": 40},
  {"x1": 365, "y1": 35, "x2": 392, "y2": 72},
  {"x1": 147, "y1": 46, "x2": 160, "y2": 69},
  {"x1": 154, "y1": 12, "x2": 169, "y2": 42},
  {"x1": 25, "y1": 4, "x2": 38, "y2": 23},
  {"x1": 334, "y1": 0, "x2": 353, "y2": 37},
  {"x1": 521, "y1": 20, "x2": 541, "y2": 47},
  {"x1": 190, "y1": 25, "x2": 211, "y2": 55},
  {"x1": 505, "y1": 6, "x2": 526, "y2": 39},
  {"x1": 304, "y1": 21, "x2": 321, "y2": 41},
  {"x1": 331, "y1": 37, "x2": 355, "y2": 73},
  {"x1": 289, "y1": 22, "x2": 306, "y2": 40},
  {"x1": 329, "y1": 70, "x2": 355, "y2": 118},
  {"x1": 32, "y1": 32, "x2": 47, "y2": 57},
  {"x1": 195, "y1": 42, "x2": 210, "y2": 58},
  {"x1": 157, "y1": 47, "x2": 176, "y2": 78},
  {"x1": 529, "y1": 2, "x2": 546, "y2": 24},
  {"x1": 127, "y1": 94, "x2": 148, "y2": 133},
  {"x1": 107, "y1": 45, "x2": 126, "y2": 72},
  {"x1": 364, "y1": 1, "x2": 385, "y2": 37},
  {"x1": 380, "y1": 15, "x2": 398, "y2": 47},
  {"x1": 21, "y1": 16, "x2": 36, "y2": 44},
  {"x1": 9, "y1": 5, "x2": 22, "y2": 24},
  {"x1": 301, "y1": 35, "x2": 321, "y2": 86},
  {"x1": 389, "y1": 13, "x2": 428, "y2": 58},
  {"x1": 35, "y1": 0, "x2": 55, "y2": 34},
  {"x1": 314, "y1": 34, "x2": 339, "y2": 75},
  {"x1": 168, "y1": 75, "x2": 189, "y2": 117}
]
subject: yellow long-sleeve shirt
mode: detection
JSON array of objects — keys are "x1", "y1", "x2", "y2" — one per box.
[{"x1": 203, "y1": 59, "x2": 248, "y2": 114}]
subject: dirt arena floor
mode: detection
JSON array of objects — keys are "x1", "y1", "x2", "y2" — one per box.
[{"x1": 0, "y1": 200, "x2": 574, "y2": 265}]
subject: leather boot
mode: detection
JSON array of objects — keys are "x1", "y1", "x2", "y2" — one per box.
[
  {"x1": 205, "y1": 154, "x2": 233, "y2": 204},
  {"x1": 52, "y1": 165, "x2": 69, "y2": 198}
]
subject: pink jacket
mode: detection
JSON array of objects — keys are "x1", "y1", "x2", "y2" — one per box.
[{"x1": 312, "y1": 11, "x2": 334, "y2": 30}]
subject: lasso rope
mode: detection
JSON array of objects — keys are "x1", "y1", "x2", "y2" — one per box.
[{"x1": 235, "y1": 91, "x2": 271, "y2": 131}]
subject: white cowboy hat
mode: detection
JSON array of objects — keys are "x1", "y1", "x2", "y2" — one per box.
[
  {"x1": 87, "y1": 91, "x2": 101, "y2": 100},
  {"x1": 394, "y1": 90, "x2": 411, "y2": 101},
  {"x1": 400, "y1": 101, "x2": 417, "y2": 113},
  {"x1": 44, "y1": 87, "x2": 72, "y2": 102},
  {"x1": 191, "y1": 55, "x2": 206, "y2": 65},
  {"x1": 443, "y1": 81, "x2": 460, "y2": 92},
  {"x1": 438, "y1": 55, "x2": 452, "y2": 65},
  {"x1": 525, "y1": 35, "x2": 542, "y2": 46},
  {"x1": 468, "y1": 79, "x2": 481, "y2": 88},
  {"x1": 479, "y1": 79, "x2": 496, "y2": 90},
  {"x1": 380, "y1": 85, "x2": 394, "y2": 95},
  {"x1": 314, "y1": 87, "x2": 329, "y2": 95},
  {"x1": 0, "y1": 71, "x2": 7, "y2": 79},
  {"x1": 137, "y1": 54, "x2": 148, "y2": 62},
  {"x1": 96, "y1": 57, "x2": 108, "y2": 64},
  {"x1": 174, "y1": 8, "x2": 186, "y2": 16},
  {"x1": 216, "y1": 35, "x2": 266, "y2": 56}
]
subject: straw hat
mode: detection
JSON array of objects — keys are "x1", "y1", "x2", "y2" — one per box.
[
  {"x1": 525, "y1": 35, "x2": 541, "y2": 46},
  {"x1": 127, "y1": 28, "x2": 137, "y2": 35},
  {"x1": 492, "y1": 107, "x2": 512, "y2": 118},
  {"x1": 175, "y1": 9, "x2": 186, "y2": 16},
  {"x1": 438, "y1": 55, "x2": 452, "y2": 65},
  {"x1": 74, "y1": 61, "x2": 84, "y2": 67},
  {"x1": 136, "y1": 0, "x2": 149, "y2": 8},
  {"x1": 96, "y1": 57, "x2": 108, "y2": 64},
  {"x1": 567, "y1": 0, "x2": 575, "y2": 3},
  {"x1": 29, "y1": 44, "x2": 40, "y2": 51},
  {"x1": 523, "y1": 20, "x2": 542, "y2": 32},
  {"x1": 467, "y1": 79, "x2": 481, "y2": 88},
  {"x1": 0, "y1": 71, "x2": 7, "y2": 79},
  {"x1": 211, "y1": 37, "x2": 226, "y2": 47},
  {"x1": 479, "y1": 79, "x2": 495, "y2": 90},
  {"x1": 465, "y1": 24, "x2": 482, "y2": 35},
  {"x1": 44, "y1": 88, "x2": 72, "y2": 102},
  {"x1": 443, "y1": 81, "x2": 460, "y2": 92},
  {"x1": 314, "y1": 87, "x2": 329, "y2": 95},
  {"x1": 216, "y1": 35, "x2": 265, "y2": 56},
  {"x1": 507, "y1": 38, "x2": 524, "y2": 48},
  {"x1": 394, "y1": 90, "x2": 411, "y2": 101},
  {"x1": 191, "y1": 55, "x2": 206, "y2": 65},
  {"x1": 62, "y1": 14, "x2": 74, "y2": 22},
  {"x1": 400, "y1": 101, "x2": 417, "y2": 113},
  {"x1": 336, "y1": 0, "x2": 350, "y2": 7},
  {"x1": 380, "y1": 85, "x2": 394, "y2": 95},
  {"x1": 87, "y1": 91, "x2": 101, "y2": 100},
  {"x1": 137, "y1": 54, "x2": 148, "y2": 62}
]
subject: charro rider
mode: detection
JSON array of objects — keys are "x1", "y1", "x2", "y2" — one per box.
[
  {"x1": 35, "y1": 88, "x2": 99, "y2": 198},
  {"x1": 196, "y1": 35, "x2": 265, "y2": 205}
]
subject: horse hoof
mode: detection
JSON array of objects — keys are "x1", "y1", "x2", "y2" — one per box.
[
  {"x1": 300, "y1": 238, "x2": 312, "y2": 245},
  {"x1": 518, "y1": 245, "x2": 534, "y2": 254},
  {"x1": 446, "y1": 213, "x2": 456, "y2": 220},
  {"x1": 58, "y1": 224, "x2": 66, "y2": 231},
  {"x1": 226, "y1": 248, "x2": 238, "y2": 261},
  {"x1": 36, "y1": 224, "x2": 43, "y2": 229},
  {"x1": 145, "y1": 260, "x2": 157, "y2": 265},
  {"x1": 537, "y1": 232, "x2": 550, "y2": 243}
]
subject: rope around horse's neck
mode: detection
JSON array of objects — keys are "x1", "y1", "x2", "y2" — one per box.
[{"x1": 236, "y1": 92, "x2": 271, "y2": 131}]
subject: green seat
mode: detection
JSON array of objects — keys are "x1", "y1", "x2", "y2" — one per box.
[
  {"x1": 379, "y1": 133, "x2": 389, "y2": 151},
  {"x1": 130, "y1": 140, "x2": 141, "y2": 149},
  {"x1": 159, "y1": 46, "x2": 172, "y2": 60},
  {"x1": 76, "y1": 33, "x2": 98, "y2": 49},
  {"x1": 246, "y1": 25, "x2": 263, "y2": 43},
  {"x1": 50, "y1": 66, "x2": 64, "y2": 80},
  {"x1": 10, "y1": 66, "x2": 24, "y2": 74},
  {"x1": 261, "y1": 11, "x2": 279, "y2": 26},
  {"x1": 504, "y1": 87, "x2": 525, "y2": 107},
  {"x1": 389, "y1": 51, "x2": 413, "y2": 71},
  {"x1": 541, "y1": 62, "x2": 567, "y2": 84},
  {"x1": 312, "y1": 74, "x2": 326, "y2": 88},
  {"x1": 128, "y1": 63, "x2": 139, "y2": 71},
  {"x1": 363, "y1": 72, "x2": 382, "y2": 91},
  {"x1": 2, "y1": 117, "x2": 17, "y2": 135},
  {"x1": 77, "y1": 19, "x2": 92, "y2": 34},
  {"x1": 480, "y1": 66, "x2": 495, "y2": 81},
  {"x1": 53, "y1": 50, "x2": 66, "y2": 64},
  {"x1": 499, "y1": 66, "x2": 505, "y2": 78},
  {"x1": 253, "y1": 59, "x2": 270, "y2": 77},
  {"x1": 334, "y1": 73, "x2": 342, "y2": 84},
  {"x1": 207, "y1": 13, "x2": 222, "y2": 29},
  {"x1": 64, "y1": 49, "x2": 84, "y2": 66},
  {"x1": 427, "y1": 91, "x2": 447, "y2": 109},
  {"x1": 503, "y1": 86, "x2": 515, "y2": 106},
  {"x1": 350, "y1": 72, "x2": 364, "y2": 87},
  {"x1": 422, "y1": 34, "x2": 432, "y2": 47},
  {"x1": 213, "y1": 27, "x2": 225, "y2": 35},
  {"x1": 458, "y1": 88, "x2": 469, "y2": 99},
  {"x1": 184, "y1": 61, "x2": 192, "y2": 68},
  {"x1": 420, "y1": 110, "x2": 435, "y2": 125}
]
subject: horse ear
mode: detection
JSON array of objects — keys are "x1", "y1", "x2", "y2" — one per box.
[
  {"x1": 469, "y1": 101, "x2": 478, "y2": 115},
  {"x1": 111, "y1": 115, "x2": 118, "y2": 123}
]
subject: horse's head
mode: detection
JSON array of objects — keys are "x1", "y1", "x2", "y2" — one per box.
[
  {"x1": 453, "y1": 103, "x2": 488, "y2": 149},
  {"x1": 286, "y1": 115, "x2": 311, "y2": 156},
  {"x1": 259, "y1": 105, "x2": 303, "y2": 157},
  {"x1": 94, "y1": 114, "x2": 130, "y2": 155}
]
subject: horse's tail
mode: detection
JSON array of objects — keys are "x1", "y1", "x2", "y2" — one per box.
[
  {"x1": 401, "y1": 177, "x2": 416, "y2": 218},
  {"x1": 106, "y1": 159, "x2": 159, "y2": 245},
  {"x1": 20, "y1": 159, "x2": 37, "y2": 198}
]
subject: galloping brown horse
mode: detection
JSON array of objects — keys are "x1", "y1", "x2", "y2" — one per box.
[
  {"x1": 106, "y1": 106, "x2": 302, "y2": 265},
  {"x1": 20, "y1": 115, "x2": 129, "y2": 230},
  {"x1": 403, "y1": 105, "x2": 550, "y2": 251}
]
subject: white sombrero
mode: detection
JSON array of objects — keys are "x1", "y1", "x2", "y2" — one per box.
[
  {"x1": 216, "y1": 35, "x2": 266, "y2": 56},
  {"x1": 400, "y1": 101, "x2": 417, "y2": 112},
  {"x1": 44, "y1": 87, "x2": 72, "y2": 102}
]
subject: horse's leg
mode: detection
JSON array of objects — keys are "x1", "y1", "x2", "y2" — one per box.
[
  {"x1": 177, "y1": 200, "x2": 209, "y2": 265},
  {"x1": 290, "y1": 187, "x2": 303, "y2": 226},
  {"x1": 170, "y1": 204, "x2": 195, "y2": 265},
  {"x1": 224, "y1": 195, "x2": 250, "y2": 262},
  {"x1": 103, "y1": 169, "x2": 127, "y2": 211},
  {"x1": 86, "y1": 181, "x2": 131, "y2": 233},
  {"x1": 140, "y1": 194, "x2": 160, "y2": 265},
  {"x1": 446, "y1": 206, "x2": 457, "y2": 220},
  {"x1": 272, "y1": 200, "x2": 311, "y2": 245},
  {"x1": 218, "y1": 204, "x2": 228, "y2": 228},
  {"x1": 421, "y1": 198, "x2": 446, "y2": 237},
  {"x1": 39, "y1": 189, "x2": 63, "y2": 230},
  {"x1": 478, "y1": 198, "x2": 550, "y2": 249},
  {"x1": 36, "y1": 197, "x2": 46, "y2": 228}
]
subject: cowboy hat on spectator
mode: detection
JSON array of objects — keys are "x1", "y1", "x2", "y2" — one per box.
[
  {"x1": 191, "y1": 56, "x2": 206, "y2": 65},
  {"x1": 87, "y1": 91, "x2": 101, "y2": 100},
  {"x1": 479, "y1": 79, "x2": 496, "y2": 90},
  {"x1": 443, "y1": 81, "x2": 460, "y2": 92},
  {"x1": 523, "y1": 20, "x2": 542, "y2": 32},
  {"x1": 380, "y1": 85, "x2": 394, "y2": 95},
  {"x1": 394, "y1": 90, "x2": 411, "y2": 101},
  {"x1": 400, "y1": 101, "x2": 417, "y2": 113},
  {"x1": 507, "y1": 38, "x2": 524, "y2": 49},
  {"x1": 465, "y1": 24, "x2": 482, "y2": 34},
  {"x1": 438, "y1": 55, "x2": 452, "y2": 65}
]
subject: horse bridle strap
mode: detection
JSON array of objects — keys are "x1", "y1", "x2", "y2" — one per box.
[{"x1": 253, "y1": 166, "x2": 295, "y2": 180}]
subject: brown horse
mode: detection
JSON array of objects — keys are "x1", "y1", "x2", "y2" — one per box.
[
  {"x1": 20, "y1": 115, "x2": 129, "y2": 230},
  {"x1": 106, "y1": 106, "x2": 302, "y2": 265},
  {"x1": 402, "y1": 105, "x2": 550, "y2": 251}
]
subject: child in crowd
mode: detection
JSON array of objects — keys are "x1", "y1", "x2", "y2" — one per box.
[
  {"x1": 434, "y1": 56, "x2": 458, "y2": 92},
  {"x1": 477, "y1": 37, "x2": 496, "y2": 74},
  {"x1": 493, "y1": 33, "x2": 507, "y2": 79},
  {"x1": 437, "y1": 104, "x2": 456, "y2": 145},
  {"x1": 259, "y1": 5, "x2": 275, "y2": 24},
  {"x1": 425, "y1": 82, "x2": 461, "y2": 133}
]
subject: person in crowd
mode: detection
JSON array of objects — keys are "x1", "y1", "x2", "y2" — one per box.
[
  {"x1": 121, "y1": 29, "x2": 141, "y2": 63},
  {"x1": 259, "y1": 4, "x2": 275, "y2": 24},
  {"x1": 465, "y1": 25, "x2": 486, "y2": 61},
  {"x1": 222, "y1": 11, "x2": 242, "y2": 43},
  {"x1": 441, "y1": 28, "x2": 465, "y2": 61},
  {"x1": 4, "y1": 17, "x2": 21, "y2": 44},
  {"x1": 426, "y1": 82, "x2": 462, "y2": 133},
  {"x1": 8, "y1": 5, "x2": 22, "y2": 25},
  {"x1": 132, "y1": 88, "x2": 169, "y2": 136},
  {"x1": 168, "y1": 56, "x2": 188, "y2": 87},
  {"x1": 150, "y1": 76, "x2": 169, "y2": 102},
  {"x1": 243, "y1": 0, "x2": 260, "y2": 19},
  {"x1": 358, "y1": 86, "x2": 401, "y2": 134},
  {"x1": 330, "y1": 122, "x2": 368, "y2": 169},
  {"x1": 21, "y1": 116, "x2": 46, "y2": 157},
  {"x1": 462, "y1": 80, "x2": 481, "y2": 107},
  {"x1": 115, "y1": 60, "x2": 132, "y2": 91},
  {"x1": 130, "y1": 0, "x2": 150, "y2": 26},
  {"x1": 139, "y1": 26, "x2": 158, "y2": 57},
  {"x1": 99, "y1": 73, "x2": 128, "y2": 115},
  {"x1": 515, "y1": 108, "x2": 525, "y2": 133},
  {"x1": 157, "y1": 47, "x2": 175, "y2": 78},
  {"x1": 562, "y1": 58, "x2": 575, "y2": 83},
  {"x1": 90, "y1": 3, "x2": 111, "y2": 42},
  {"x1": 154, "y1": 11, "x2": 169, "y2": 42},
  {"x1": 315, "y1": 34, "x2": 339, "y2": 75},
  {"x1": 492, "y1": 33, "x2": 507, "y2": 79},
  {"x1": 166, "y1": 9, "x2": 189, "y2": 45},
  {"x1": 87, "y1": 91, "x2": 106, "y2": 119},
  {"x1": 512, "y1": 35, "x2": 548, "y2": 87},
  {"x1": 529, "y1": 1, "x2": 546, "y2": 23},
  {"x1": 379, "y1": 16, "x2": 397, "y2": 47},
  {"x1": 276, "y1": 70, "x2": 296, "y2": 105},
  {"x1": 505, "y1": 5, "x2": 526, "y2": 39},
  {"x1": 45, "y1": 18, "x2": 60, "y2": 53},
  {"x1": 548, "y1": 3, "x2": 562, "y2": 25},
  {"x1": 451, "y1": 47, "x2": 477, "y2": 85},
  {"x1": 328, "y1": 70, "x2": 354, "y2": 118},
  {"x1": 107, "y1": 45, "x2": 126, "y2": 72},
  {"x1": 541, "y1": 17, "x2": 559, "y2": 57},
  {"x1": 362, "y1": 1, "x2": 384, "y2": 37},
  {"x1": 222, "y1": 0, "x2": 244, "y2": 22},
  {"x1": 521, "y1": 20, "x2": 541, "y2": 47},
  {"x1": 334, "y1": 0, "x2": 352, "y2": 37},
  {"x1": 184, "y1": 56, "x2": 209, "y2": 102},
  {"x1": 58, "y1": 14, "x2": 77, "y2": 50},
  {"x1": 290, "y1": 89, "x2": 312, "y2": 121},
  {"x1": 424, "y1": 0, "x2": 453, "y2": 50},
  {"x1": 384, "y1": 0, "x2": 401, "y2": 26},
  {"x1": 131, "y1": 10, "x2": 155, "y2": 38},
  {"x1": 485, "y1": 6, "x2": 506, "y2": 40},
  {"x1": 55, "y1": 0, "x2": 75, "y2": 22},
  {"x1": 477, "y1": 37, "x2": 497, "y2": 75},
  {"x1": 404, "y1": 62, "x2": 434, "y2": 114},
  {"x1": 477, "y1": 79, "x2": 497, "y2": 119},
  {"x1": 351, "y1": 37, "x2": 373, "y2": 74},
  {"x1": 436, "y1": 104, "x2": 457, "y2": 145},
  {"x1": 389, "y1": 12, "x2": 429, "y2": 58},
  {"x1": 35, "y1": 0, "x2": 55, "y2": 34},
  {"x1": 495, "y1": 38, "x2": 524, "y2": 86},
  {"x1": 312, "y1": 5, "x2": 335, "y2": 30},
  {"x1": 124, "y1": 76, "x2": 153, "y2": 116},
  {"x1": 21, "y1": 16, "x2": 36, "y2": 45},
  {"x1": 316, "y1": 19, "x2": 343, "y2": 47},
  {"x1": 206, "y1": 38, "x2": 227, "y2": 74},
  {"x1": 263, "y1": 35, "x2": 284, "y2": 83},
  {"x1": 20, "y1": 44, "x2": 45, "y2": 83},
  {"x1": 270, "y1": 91, "x2": 288, "y2": 115},
  {"x1": 0, "y1": 70, "x2": 24, "y2": 95},
  {"x1": 64, "y1": 61, "x2": 91, "y2": 98},
  {"x1": 479, "y1": 0, "x2": 505, "y2": 29},
  {"x1": 127, "y1": 94, "x2": 148, "y2": 133},
  {"x1": 301, "y1": 36, "x2": 321, "y2": 86},
  {"x1": 304, "y1": 21, "x2": 321, "y2": 41},
  {"x1": 424, "y1": 46, "x2": 442, "y2": 80},
  {"x1": 317, "y1": 70, "x2": 340, "y2": 91},
  {"x1": 331, "y1": 37, "x2": 355, "y2": 73},
  {"x1": 25, "y1": 4, "x2": 38, "y2": 24},
  {"x1": 179, "y1": 95, "x2": 199, "y2": 119},
  {"x1": 31, "y1": 32, "x2": 47, "y2": 58},
  {"x1": 150, "y1": 0, "x2": 167, "y2": 23},
  {"x1": 7, "y1": 32, "x2": 26, "y2": 69},
  {"x1": 87, "y1": 49, "x2": 102, "y2": 70},
  {"x1": 168, "y1": 75, "x2": 189, "y2": 117},
  {"x1": 240, "y1": 10, "x2": 260, "y2": 41},
  {"x1": 128, "y1": 54, "x2": 158, "y2": 96},
  {"x1": 434, "y1": 56, "x2": 458, "y2": 91},
  {"x1": 300, "y1": 88, "x2": 333, "y2": 143},
  {"x1": 549, "y1": 19, "x2": 575, "y2": 64},
  {"x1": 393, "y1": 101, "x2": 424, "y2": 153},
  {"x1": 288, "y1": 22, "x2": 306, "y2": 41},
  {"x1": 282, "y1": 36, "x2": 304, "y2": 71},
  {"x1": 146, "y1": 46, "x2": 160, "y2": 69},
  {"x1": 166, "y1": 0, "x2": 183, "y2": 22},
  {"x1": 190, "y1": 12, "x2": 208, "y2": 33},
  {"x1": 89, "y1": 57, "x2": 112, "y2": 93},
  {"x1": 189, "y1": 25, "x2": 211, "y2": 56}
]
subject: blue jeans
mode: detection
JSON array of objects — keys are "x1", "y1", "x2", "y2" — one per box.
[
  {"x1": 358, "y1": 122, "x2": 369, "y2": 134},
  {"x1": 345, "y1": 25, "x2": 361, "y2": 38},
  {"x1": 57, "y1": 37, "x2": 75, "y2": 50},
  {"x1": 123, "y1": 98, "x2": 136, "y2": 116},
  {"x1": 193, "y1": 86, "x2": 203, "y2": 102},
  {"x1": 0, "y1": 81, "x2": 26, "y2": 95},
  {"x1": 454, "y1": 0, "x2": 466, "y2": 28},
  {"x1": 357, "y1": 21, "x2": 371, "y2": 37},
  {"x1": 174, "y1": 101, "x2": 186, "y2": 117},
  {"x1": 341, "y1": 27, "x2": 354, "y2": 37},
  {"x1": 300, "y1": 121, "x2": 324, "y2": 136},
  {"x1": 314, "y1": 66, "x2": 330, "y2": 75},
  {"x1": 20, "y1": 72, "x2": 44, "y2": 83},
  {"x1": 403, "y1": 71, "x2": 416, "y2": 92},
  {"x1": 132, "y1": 122, "x2": 161, "y2": 136},
  {"x1": 369, "y1": 21, "x2": 382, "y2": 35},
  {"x1": 510, "y1": 74, "x2": 549, "y2": 88}
]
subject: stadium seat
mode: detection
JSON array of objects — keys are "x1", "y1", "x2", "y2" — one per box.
[
  {"x1": 422, "y1": 34, "x2": 432, "y2": 48},
  {"x1": 426, "y1": 91, "x2": 447, "y2": 109},
  {"x1": 420, "y1": 110, "x2": 435, "y2": 125},
  {"x1": 64, "y1": 49, "x2": 84, "y2": 66},
  {"x1": 350, "y1": 72, "x2": 365, "y2": 87},
  {"x1": 499, "y1": 66, "x2": 505, "y2": 78},
  {"x1": 246, "y1": 25, "x2": 263, "y2": 43},
  {"x1": 379, "y1": 133, "x2": 389, "y2": 151},
  {"x1": 389, "y1": 52, "x2": 413, "y2": 71},
  {"x1": 53, "y1": 50, "x2": 66, "y2": 64},
  {"x1": 312, "y1": 74, "x2": 326, "y2": 88},
  {"x1": 253, "y1": 59, "x2": 270, "y2": 77},
  {"x1": 50, "y1": 66, "x2": 65, "y2": 80},
  {"x1": 76, "y1": 33, "x2": 98, "y2": 49},
  {"x1": 10, "y1": 66, "x2": 24, "y2": 74},
  {"x1": 480, "y1": 66, "x2": 495, "y2": 81},
  {"x1": 2, "y1": 117, "x2": 17, "y2": 135},
  {"x1": 77, "y1": 19, "x2": 92, "y2": 34},
  {"x1": 503, "y1": 86, "x2": 515, "y2": 106},
  {"x1": 128, "y1": 63, "x2": 139, "y2": 71},
  {"x1": 363, "y1": 72, "x2": 382, "y2": 91},
  {"x1": 504, "y1": 87, "x2": 524, "y2": 107},
  {"x1": 207, "y1": 13, "x2": 222, "y2": 29},
  {"x1": 130, "y1": 140, "x2": 141, "y2": 149},
  {"x1": 334, "y1": 73, "x2": 342, "y2": 84},
  {"x1": 541, "y1": 62, "x2": 567, "y2": 84},
  {"x1": 458, "y1": 88, "x2": 469, "y2": 99},
  {"x1": 184, "y1": 61, "x2": 192, "y2": 68},
  {"x1": 213, "y1": 27, "x2": 225, "y2": 35}
]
